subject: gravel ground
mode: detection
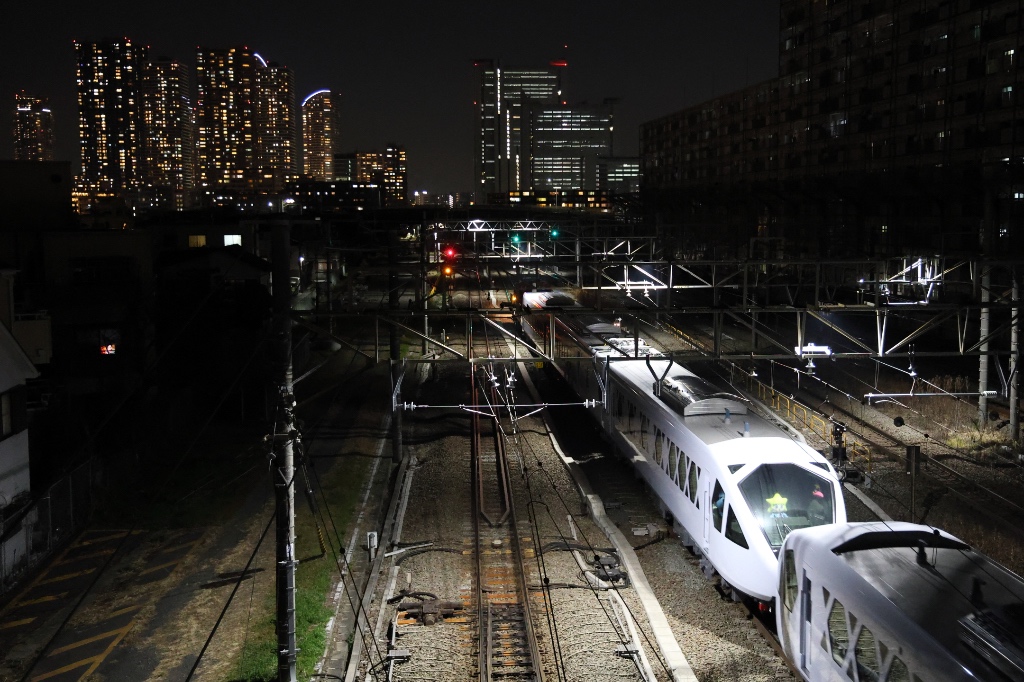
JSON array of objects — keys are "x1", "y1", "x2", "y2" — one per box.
[
  {"x1": 348, "y1": 333, "x2": 809, "y2": 682},
  {"x1": 339, "y1": 312, "x2": 1024, "y2": 682}
]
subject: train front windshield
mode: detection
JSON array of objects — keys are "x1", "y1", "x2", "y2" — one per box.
[{"x1": 738, "y1": 463, "x2": 835, "y2": 548}]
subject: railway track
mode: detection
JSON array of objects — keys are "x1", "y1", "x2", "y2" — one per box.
[
  {"x1": 638, "y1": 312, "x2": 1024, "y2": 535},
  {"x1": 472, "y1": 358, "x2": 549, "y2": 681},
  {"x1": 780, "y1": 374, "x2": 1024, "y2": 534}
]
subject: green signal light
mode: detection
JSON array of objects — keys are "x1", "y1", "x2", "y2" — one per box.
[
  {"x1": 511, "y1": 234, "x2": 520, "y2": 243},
  {"x1": 550, "y1": 229, "x2": 559, "y2": 238}
]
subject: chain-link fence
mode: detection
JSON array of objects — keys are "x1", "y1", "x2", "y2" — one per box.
[{"x1": 0, "y1": 461, "x2": 93, "y2": 599}]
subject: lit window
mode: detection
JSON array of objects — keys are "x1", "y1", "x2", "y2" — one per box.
[
  {"x1": 188, "y1": 234, "x2": 207, "y2": 248},
  {"x1": 224, "y1": 234, "x2": 242, "y2": 246}
]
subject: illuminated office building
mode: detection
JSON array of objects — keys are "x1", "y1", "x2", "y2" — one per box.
[
  {"x1": 529, "y1": 103, "x2": 612, "y2": 191},
  {"x1": 256, "y1": 60, "x2": 297, "y2": 193},
  {"x1": 74, "y1": 38, "x2": 147, "y2": 200},
  {"x1": 13, "y1": 92, "x2": 55, "y2": 162},
  {"x1": 139, "y1": 57, "x2": 193, "y2": 210},
  {"x1": 597, "y1": 157, "x2": 641, "y2": 194},
  {"x1": 474, "y1": 60, "x2": 562, "y2": 195},
  {"x1": 302, "y1": 89, "x2": 341, "y2": 181},
  {"x1": 332, "y1": 152, "x2": 357, "y2": 182},
  {"x1": 194, "y1": 46, "x2": 261, "y2": 198}
]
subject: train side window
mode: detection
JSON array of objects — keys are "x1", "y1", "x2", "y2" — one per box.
[
  {"x1": 654, "y1": 432, "x2": 665, "y2": 466},
  {"x1": 668, "y1": 446, "x2": 678, "y2": 481},
  {"x1": 854, "y1": 622, "x2": 880, "y2": 681},
  {"x1": 640, "y1": 416, "x2": 649, "y2": 449},
  {"x1": 781, "y1": 549, "x2": 797, "y2": 611},
  {"x1": 827, "y1": 599, "x2": 851, "y2": 668},
  {"x1": 670, "y1": 444, "x2": 679, "y2": 479},
  {"x1": 724, "y1": 507, "x2": 748, "y2": 548},
  {"x1": 711, "y1": 480, "x2": 725, "y2": 531},
  {"x1": 688, "y1": 464, "x2": 699, "y2": 504},
  {"x1": 883, "y1": 657, "x2": 910, "y2": 682}
]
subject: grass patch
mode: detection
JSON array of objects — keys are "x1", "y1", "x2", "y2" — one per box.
[{"x1": 232, "y1": 451, "x2": 373, "y2": 680}]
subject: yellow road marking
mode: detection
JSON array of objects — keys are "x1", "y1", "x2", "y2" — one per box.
[
  {"x1": 74, "y1": 531, "x2": 130, "y2": 547},
  {"x1": 138, "y1": 559, "x2": 180, "y2": 576},
  {"x1": 47, "y1": 624, "x2": 133, "y2": 656},
  {"x1": 30, "y1": 655, "x2": 100, "y2": 681},
  {"x1": 158, "y1": 540, "x2": 199, "y2": 555},
  {"x1": 78, "y1": 622, "x2": 134, "y2": 679},
  {"x1": 0, "y1": 537, "x2": 84, "y2": 616},
  {"x1": 11, "y1": 593, "x2": 68, "y2": 608},
  {"x1": 0, "y1": 617, "x2": 36, "y2": 630},
  {"x1": 56, "y1": 549, "x2": 115, "y2": 565},
  {"x1": 105, "y1": 604, "x2": 143, "y2": 619},
  {"x1": 36, "y1": 569, "x2": 95, "y2": 586}
]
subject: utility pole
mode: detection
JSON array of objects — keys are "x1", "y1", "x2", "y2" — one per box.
[
  {"x1": 389, "y1": 228, "x2": 404, "y2": 464},
  {"x1": 272, "y1": 223, "x2": 298, "y2": 682},
  {"x1": 1011, "y1": 273, "x2": 1020, "y2": 441}
]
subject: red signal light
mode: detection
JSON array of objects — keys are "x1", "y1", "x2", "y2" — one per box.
[{"x1": 444, "y1": 247, "x2": 456, "y2": 259}]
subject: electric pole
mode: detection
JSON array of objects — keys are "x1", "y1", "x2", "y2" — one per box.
[
  {"x1": 272, "y1": 223, "x2": 298, "y2": 682},
  {"x1": 389, "y1": 228, "x2": 403, "y2": 464}
]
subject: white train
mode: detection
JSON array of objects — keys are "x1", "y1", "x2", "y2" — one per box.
[
  {"x1": 518, "y1": 292, "x2": 847, "y2": 602},
  {"x1": 778, "y1": 521, "x2": 1024, "y2": 682}
]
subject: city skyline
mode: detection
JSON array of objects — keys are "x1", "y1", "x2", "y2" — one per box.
[{"x1": 2, "y1": 1, "x2": 781, "y2": 193}]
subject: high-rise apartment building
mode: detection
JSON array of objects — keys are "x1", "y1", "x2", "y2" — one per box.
[
  {"x1": 74, "y1": 38, "x2": 147, "y2": 200},
  {"x1": 256, "y1": 60, "x2": 297, "y2": 193},
  {"x1": 195, "y1": 47, "x2": 297, "y2": 202},
  {"x1": 13, "y1": 92, "x2": 55, "y2": 162},
  {"x1": 474, "y1": 60, "x2": 562, "y2": 195},
  {"x1": 195, "y1": 46, "x2": 261, "y2": 198},
  {"x1": 641, "y1": 0, "x2": 1024, "y2": 258},
  {"x1": 139, "y1": 57, "x2": 193, "y2": 210},
  {"x1": 302, "y1": 90, "x2": 341, "y2": 181},
  {"x1": 356, "y1": 145, "x2": 407, "y2": 206}
]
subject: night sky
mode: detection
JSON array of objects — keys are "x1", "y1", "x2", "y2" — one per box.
[{"x1": 2, "y1": 1, "x2": 780, "y2": 194}]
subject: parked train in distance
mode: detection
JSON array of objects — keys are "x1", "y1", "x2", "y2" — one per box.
[
  {"x1": 779, "y1": 521, "x2": 1024, "y2": 682},
  {"x1": 517, "y1": 290, "x2": 847, "y2": 603}
]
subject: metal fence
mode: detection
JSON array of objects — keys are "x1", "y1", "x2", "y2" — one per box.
[
  {"x1": 745, "y1": 375, "x2": 874, "y2": 471},
  {"x1": 0, "y1": 460, "x2": 93, "y2": 599}
]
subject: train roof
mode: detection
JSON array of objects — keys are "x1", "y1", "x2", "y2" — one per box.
[
  {"x1": 790, "y1": 522, "x2": 1024, "y2": 679},
  {"x1": 521, "y1": 290, "x2": 579, "y2": 309},
  {"x1": 607, "y1": 357, "x2": 829, "y2": 466}
]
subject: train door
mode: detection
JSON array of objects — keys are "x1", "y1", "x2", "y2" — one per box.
[
  {"x1": 779, "y1": 549, "x2": 798, "y2": 660},
  {"x1": 701, "y1": 480, "x2": 710, "y2": 552},
  {"x1": 799, "y1": 573, "x2": 811, "y2": 674}
]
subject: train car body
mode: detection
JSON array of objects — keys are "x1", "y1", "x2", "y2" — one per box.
[
  {"x1": 519, "y1": 292, "x2": 847, "y2": 602},
  {"x1": 778, "y1": 522, "x2": 1024, "y2": 682}
]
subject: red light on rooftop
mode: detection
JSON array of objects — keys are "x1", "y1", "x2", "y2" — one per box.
[{"x1": 550, "y1": 60, "x2": 568, "y2": 67}]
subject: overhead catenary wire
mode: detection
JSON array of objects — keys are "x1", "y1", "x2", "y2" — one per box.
[
  {"x1": 186, "y1": 509, "x2": 276, "y2": 681},
  {"x1": 478, "y1": 333, "x2": 671, "y2": 681}
]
